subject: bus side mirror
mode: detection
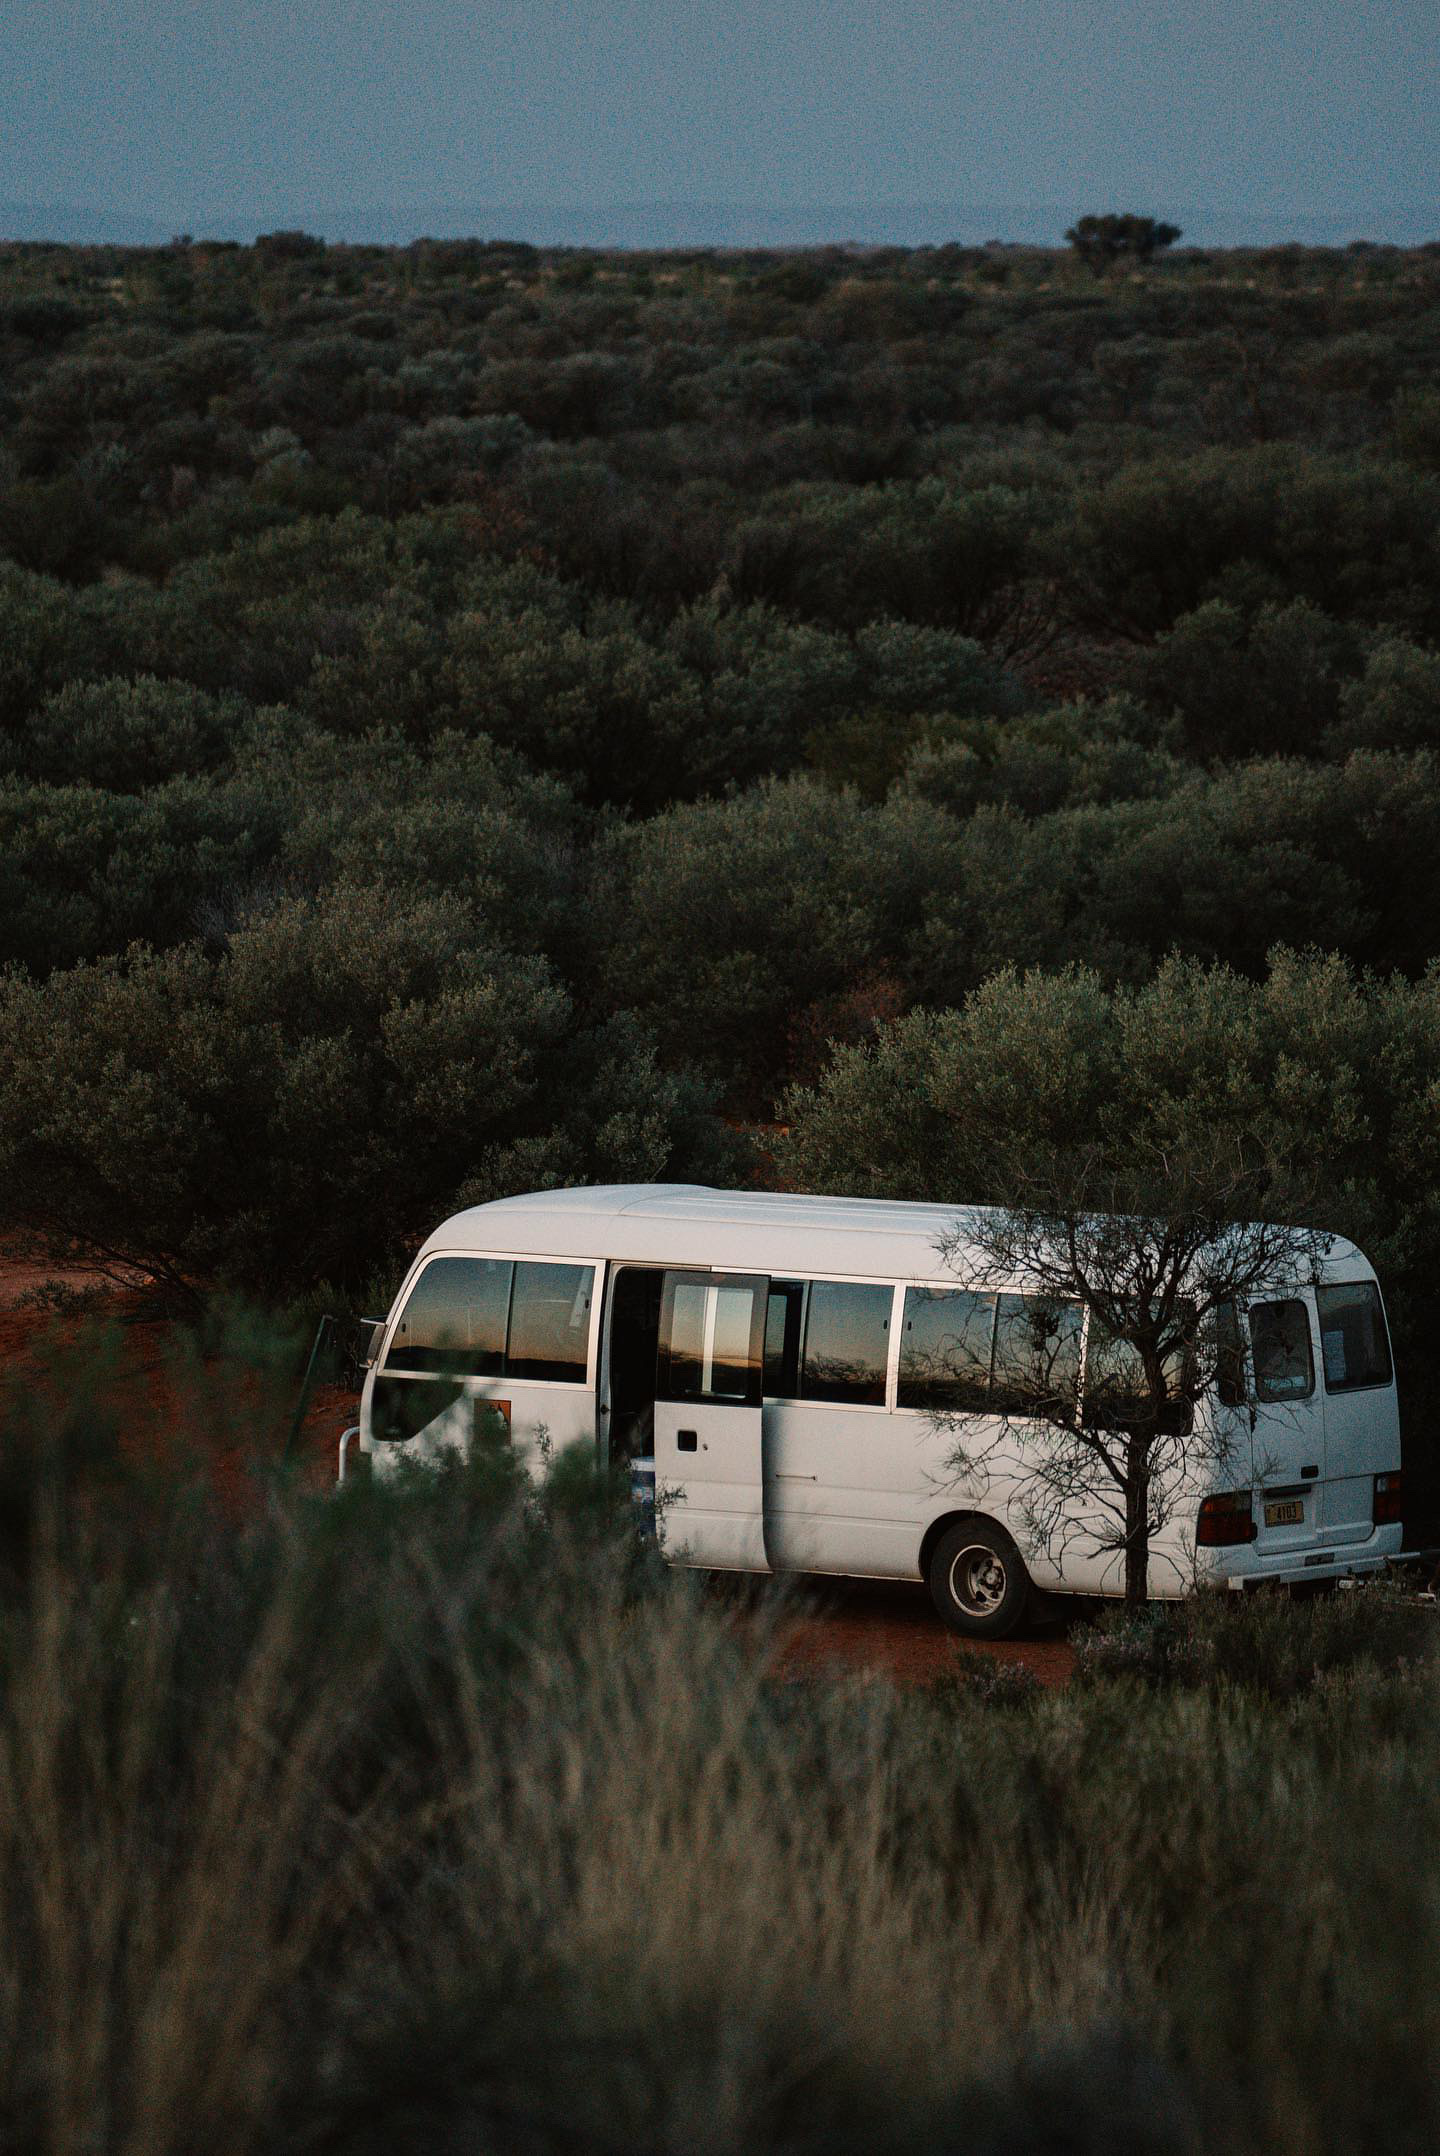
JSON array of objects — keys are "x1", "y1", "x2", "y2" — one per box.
[{"x1": 355, "y1": 1319, "x2": 386, "y2": 1371}]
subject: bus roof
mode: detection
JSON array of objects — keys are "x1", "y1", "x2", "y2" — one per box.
[{"x1": 419, "y1": 1184, "x2": 1372, "y2": 1287}]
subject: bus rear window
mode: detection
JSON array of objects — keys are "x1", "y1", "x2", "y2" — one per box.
[
  {"x1": 1249, "y1": 1300, "x2": 1314, "y2": 1402},
  {"x1": 1316, "y1": 1283, "x2": 1393, "y2": 1392}
]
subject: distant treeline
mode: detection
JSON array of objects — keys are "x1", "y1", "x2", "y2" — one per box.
[{"x1": 2, "y1": 238, "x2": 1440, "y2": 1389}]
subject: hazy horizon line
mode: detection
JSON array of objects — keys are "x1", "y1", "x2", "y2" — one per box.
[{"x1": 5, "y1": 196, "x2": 1439, "y2": 251}]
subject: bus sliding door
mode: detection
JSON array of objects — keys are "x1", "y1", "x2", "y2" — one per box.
[{"x1": 654, "y1": 1270, "x2": 770, "y2": 1573}]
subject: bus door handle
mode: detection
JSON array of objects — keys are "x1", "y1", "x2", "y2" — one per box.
[{"x1": 677, "y1": 1430, "x2": 698, "y2": 1452}]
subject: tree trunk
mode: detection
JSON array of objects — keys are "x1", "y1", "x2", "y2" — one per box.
[{"x1": 1123, "y1": 1436, "x2": 1150, "y2": 1603}]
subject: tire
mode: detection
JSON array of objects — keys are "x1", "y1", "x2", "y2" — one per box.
[{"x1": 927, "y1": 1519, "x2": 1030, "y2": 1640}]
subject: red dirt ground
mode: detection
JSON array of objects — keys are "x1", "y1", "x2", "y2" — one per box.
[
  {"x1": 727, "y1": 1575, "x2": 1076, "y2": 1687},
  {"x1": 0, "y1": 1252, "x2": 356, "y2": 1509},
  {"x1": 0, "y1": 1254, "x2": 1075, "y2": 1687}
]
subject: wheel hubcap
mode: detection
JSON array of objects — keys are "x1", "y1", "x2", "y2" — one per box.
[{"x1": 950, "y1": 1544, "x2": 1008, "y2": 1615}]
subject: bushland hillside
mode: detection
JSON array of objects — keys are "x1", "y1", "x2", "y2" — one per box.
[
  {"x1": 2, "y1": 233, "x2": 1440, "y2": 1461},
  {"x1": 4, "y1": 234, "x2": 1440, "y2": 2156}
]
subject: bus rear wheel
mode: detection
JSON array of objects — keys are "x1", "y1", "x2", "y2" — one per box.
[{"x1": 928, "y1": 1520, "x2": 1030, "y2": 1640}]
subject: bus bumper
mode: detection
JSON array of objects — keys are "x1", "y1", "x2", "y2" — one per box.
[{"x1": 1214, "y1": 1522, "x2": 1404, "y2": 1590}]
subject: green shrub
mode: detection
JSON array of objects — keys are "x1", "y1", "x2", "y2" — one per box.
[
  {"x1": 0, "y1": 886, "x2": 735, "y2": 1295},
  {"x1": 722, "y1": 475, "x2": 1046, "y2": 639},
  {"x1": 1130, "y1": 598, "x2": 1360, "y2": 760},
  {"x1": 1326, "y1": 634, "x2": 1440, "y2": 756},
  {"x1": 896, "y1": 694, "x2": 1185, "y2": 818},
  {"x1": 1056, "y1": 446, "x2": 1440, "y2": 642},
  {"x1": 915, "y1": 750, "x2": 1440, "y2": 994},
  {"x1": 591, "y1": 775, "x2": 961, "y2": 1096},
  {"x1": 13, "y1": 674, "x2": 254, "y2": 787},
  {"x1": 0, "y1": 773, "x2": 286, "y2": 973}
]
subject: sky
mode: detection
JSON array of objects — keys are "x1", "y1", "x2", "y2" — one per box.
[{"x1": 3, "y1": 0, "x2": 1438, "y2": 241}]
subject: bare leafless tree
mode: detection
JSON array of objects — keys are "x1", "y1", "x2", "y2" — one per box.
[{"x1": 928, "y1": 1167, "x2": 1331, "y2": 1601}]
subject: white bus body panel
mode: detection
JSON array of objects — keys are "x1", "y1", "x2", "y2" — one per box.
[{"x1": 356, "y1": 1185, "x2": 1403, "y2": 1601}]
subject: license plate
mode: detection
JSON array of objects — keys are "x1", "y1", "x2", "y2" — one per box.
[{"x1": 1264, "y1": 1499, "x2": 1304, "y2": 1528}]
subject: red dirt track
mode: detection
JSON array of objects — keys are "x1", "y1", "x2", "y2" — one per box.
[
  {"x1": 743, "y1": 1576, "x2": 1075, "y2": 1687},
  {"x1": 1, "y1": 1255, "x2": 1074, "y2": 1688}
]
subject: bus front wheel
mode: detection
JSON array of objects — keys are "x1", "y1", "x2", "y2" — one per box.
[{"x1": 927, "y1": 1520, "x2": 1030, "y2": 1640}]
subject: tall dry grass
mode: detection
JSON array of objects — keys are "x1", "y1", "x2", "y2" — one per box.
[{"x1": 0, "y1": 1322, "x2": 1436, "y2": 2155}]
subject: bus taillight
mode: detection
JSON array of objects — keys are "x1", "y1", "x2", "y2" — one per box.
[
  {"x1": 1196, "y1": 1490, "x2": 1257, "y2": 1546},
  {"x1": 1373, "y1": 1472, "x2": 1402, "y2": 1526}
]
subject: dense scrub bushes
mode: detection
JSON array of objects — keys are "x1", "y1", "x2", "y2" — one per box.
[
  {"x1": 1, "y1": 1360, "x2": 1437, "y2": 2156},
  {"x1": 0, "y1": 888, "x2": 733, "y2": 1295},
  {"x1": 586, "y1": 750, "x2": 1440, "y2": 1059},
  {"x1": 1070, "y1": 1580, "x2": 1436, "y2": 1695},
  {"x1": 6, "y1": 242, "x2": 1440, "y2": 2146},
  {"x1": 1053, "y1": 445, "x2": 1440, "y2": 643},
  {"x1": 4, "y1": 237, "x2": 1440, "y2": 1333},
  {"x1": 589, "y1": 778, "x2": 960, "y2": 1092},
  {"x1": 915, "y1": 748, "x2": 1440, "y2": 990}
]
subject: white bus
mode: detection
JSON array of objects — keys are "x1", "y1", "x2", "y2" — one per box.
[{"x1": 345, "y1": 1183, "x2": 1404, "y2": 1637}]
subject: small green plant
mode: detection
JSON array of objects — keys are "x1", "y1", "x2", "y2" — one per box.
[{"x1": 926, "y1": 1649, "x2": 1045, "y2": 1708}]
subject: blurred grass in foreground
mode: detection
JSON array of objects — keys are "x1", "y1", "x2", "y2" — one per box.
[{"x1": 0, "y1": 1323, "x2": 1436, "y2": 2156}]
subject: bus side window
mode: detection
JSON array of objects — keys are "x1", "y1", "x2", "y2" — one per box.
[
  {"x1": 1248, "y1": 1299, "x2": 1314, "y2": 1402},
  {"x1": 799, "y1": 1282, "x2": 891, "y2": 1406},
  {"x1": 996, "y1": 1295, "x2": 1083, "y2": 1421},
  {"x1": 898, "y1": 1287, "x2": 995, "y2": 1413},
  {"x1": 383, "y1": 1257, "x2": 595, "y2": 1385},
  {"x1": 1082, "y1": 1315, "x2": 1191, "y2": 1435},
  {"x1": 1315, "y1": 1282, "x2": 1393, "y2": 1391},
  {"x1": 507, "y1": 1261, "x2": 594, "y2": 1383}
]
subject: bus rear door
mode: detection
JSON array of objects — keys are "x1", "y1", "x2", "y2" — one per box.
[{"x1": 1247, "y1": 1294, "x2": 1325, "y2": 1561}]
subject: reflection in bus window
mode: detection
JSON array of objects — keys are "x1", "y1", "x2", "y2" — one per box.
[
  {"x1": 1315, "y1": 1283, "x2": 1393, "y2": 1392},
  {"x1": 385, "y1": 1256, "x2": 594, "y2": 1383},
  {"x1": 993, "y1": 1295, "x2": 1083, "y2": 1420},
  {"x1": 764, "y1": 1280, "x2": 805, "y2": 1397},
  {"x1": 1249, "y1": 1300, "x2": 1314, "y2": 1402},
  {"x1": 800, "y1": 1282, "x2": 891, "y2": 1406},
  {"x1": 661, "y1": 1278, "x2": 762, "y2": 1403},
  {"x1": 898, "y1": 1288, "x2": 995, "y2": 1413},
  {"x1": 507, "y1": 1261, "x2": 593, "y2": 1382},
  {"x1": 1083, "y1": 1319, "x2": 1192, "y2": 1435},
  {"x1": 385, "y1": 1256, "x2": 511, "y2": 1375}
]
